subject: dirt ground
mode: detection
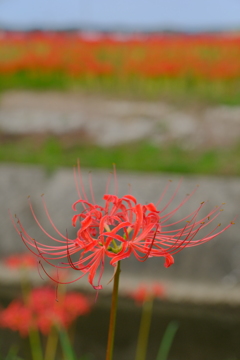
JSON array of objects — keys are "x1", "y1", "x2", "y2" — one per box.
[{"x1": 0, "y1": 90, "x2": 240, "y2": 148}]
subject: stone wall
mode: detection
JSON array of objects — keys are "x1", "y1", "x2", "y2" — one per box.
[{"x1": 1, "y1": 164, "x2": 239, "y2": 287}]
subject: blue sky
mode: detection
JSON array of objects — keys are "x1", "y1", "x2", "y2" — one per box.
[{"x1": 0, "y1": 0, "x2": 240, "y2": 30}]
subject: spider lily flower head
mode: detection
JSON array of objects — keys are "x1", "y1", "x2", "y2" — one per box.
[{"x1": 11, "y1": 162, "x2": 235, "y2": 290}]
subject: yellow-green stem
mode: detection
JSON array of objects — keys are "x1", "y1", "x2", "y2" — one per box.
[
  {"x1": 20, "y1": 268, "x2": 31, "y2": 303},
  {"x1": 44, "y1": 326, "x2": 58, "y2": 360},
  {"x1": 105, "y1": 261, "x2": 121, "y2": 360},
  {"x1": 29, "y1": 328, "x2": 43, "y2": 360},
  {"x1": 135, "y1": 298, "x2": 154, "y2": 360}
]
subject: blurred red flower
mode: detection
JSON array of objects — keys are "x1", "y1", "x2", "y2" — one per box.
[
  {"x1": 4, "y1": 253, "x2": 37, "y2": 269},
  {"x1": 128, "y1": 283, "x2": 165, "y2": 305},
  {"x1": 0, "y1": 300, "x2": 32, "y2": 337},
  {"x1": 0, "y1": 286, "x2": 91, "y2": 336},
  {"x1": 1, "y1": 32, "x2": 240, "y2": 81}
]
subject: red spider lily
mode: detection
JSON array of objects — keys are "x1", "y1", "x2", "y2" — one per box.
[
  {"x1": 0, "y1": 286, "x2": 91, "y2": 336},
  {"x1": 128, "y1": 283, "x2": 165, "y2": 305},
  {"x1": 11, "y1": 163, "x2": 235, "y2": 290}
]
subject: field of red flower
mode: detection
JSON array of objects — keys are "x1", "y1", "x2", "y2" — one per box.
[{"x1": 0, "y1": 31, "x2": 240, "y2": 103}]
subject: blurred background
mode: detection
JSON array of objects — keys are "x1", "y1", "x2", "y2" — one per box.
[{"x1": 0, "y1": 0, "x2": 240, "y2": 359}]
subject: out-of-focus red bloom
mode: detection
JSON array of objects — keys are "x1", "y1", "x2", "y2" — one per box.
[
  {"x1": 62, "y1": 292, "x2": 91, "y2": 322},
  {"x1": 1, "y1": 32, "x2": 240, "y2": 81},
  {"x1": 0, "y1": 300, "x2": 32, "y2": 336},
  {"x1": 129, "y1": 283, "x2": 165, "y2": 305},
  {"x1": 4, "y1": 253, "x2": 37, "y2": 269},
  {"x1": 28, "y1": 287, "x2": 91, "y2": 334},
  {"x1": 12, "y1": 163, "x2": 235, "y2": 290},
  {"x1": 0, "y1": 286, "x2": 91, "y2": 336}
]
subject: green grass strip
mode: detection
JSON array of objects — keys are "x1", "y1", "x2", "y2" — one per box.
[
  {"x1": 1, "y1": 137, "x2": 240, "y2": 176},
  {"x1": 1, "y1": 73, "x2": 240, "y2": 105}
]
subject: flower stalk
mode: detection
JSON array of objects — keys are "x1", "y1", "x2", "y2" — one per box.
[
  {"x1": 106, "y1": 261, "x2": 121, "y2": 360},
  {"x1": 135, "y1": 297, "x2": 153, "y2": 360},
  {"x1": 44, "y1": 326, "x2": 58, "y2": 360},
  {"x1": 28, "y1": 327, "x2": 43, "y2": 360}
]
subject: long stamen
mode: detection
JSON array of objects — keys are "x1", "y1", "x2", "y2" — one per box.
[
  {"x1": 113, "y1": 163, "x2": 118, "y2": 196},
  {"x1": 77, "y1": 159, "x2": 88, "y2": 201},
  {"x1": 88, "y1": 171, "x2": 96, "y2": 204}
]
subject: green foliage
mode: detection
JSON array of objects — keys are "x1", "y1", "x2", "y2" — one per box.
[
  {"x1": 57, "y1": 326, "x2": 77, "y2": 360},
  {"x1": 1, "y1": 73, "x2": 240, "y2": 106},
  {"x1": 0, "y1": 136, "x2": 240, "y2": 176},
  {"x1": 156, "y1": 321, "x2": 179, "y2": 360},
  {"x1": 0, "y1": 345, "x2": 23, "y2": 360}
]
